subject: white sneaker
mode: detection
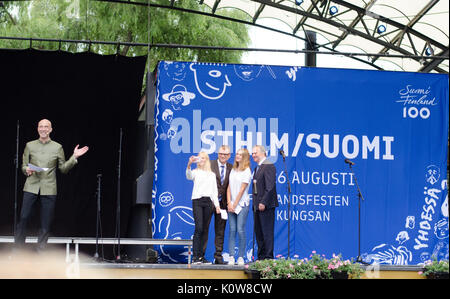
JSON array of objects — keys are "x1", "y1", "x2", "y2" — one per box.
[
  {"x1": 237, "y1": 257, "x2": 245, "y2": 265},
  {"x1": 228, "y1": 257, "x2": 235, "y2": 265}
]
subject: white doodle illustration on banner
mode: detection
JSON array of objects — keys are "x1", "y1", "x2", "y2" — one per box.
[
  {"x1": 286, "y1": 66, "x2": 298, "y2": 81},
  {"x1": 432, "y1": 241, "x2": 449, "y2": 260},
  {"x1": 396, "y1": 231, "x2": 410, "y2": 244},
  {"x1": 361, "y1": 244, "x2": 412, "y2": 265},
  {"x1": 162, "y1": 84, "x2": 196, "y2": 110},
  {"x1": 157, "y1": 205, "x2": 194, "y2": 263},
  {"x1": 163, "y1": 61, "x2": 187, "y2": 81},
  {"x1": 190, "y1": 63, "x2": 231, "y2": 100},
  {"x1": 405, "y1": 216, "x2": 415, "y2": 229},
  {"x1": 420, "y1": 251, "x2": 431, "y2": 263},
  {"x1": 159, "y1": 191, "x2": 175, "y2": 207},
  {"x1": 234, "y1": 64, "x2": 277, "y2": 81},
  {"x1": 426, "y1": 165, "x2": 440, "y2": 185},
  {"x1": 159, "y1": 109, "x2": 174, "y2": 140},
  {"x1": 167, "y1": 126, "x2": 177, "y2": 139},
  {"x1": 162, "y1": 109, "x2": 174, "y2": 124},
  {"x1": 234, "y1": 65, "x2": 263, "y2": 81},
  {"x1": 362, "y1": 165, "x2": 448, "y2": 265},
  {"x1": 434, "y1": 219, "x2": 449, "y2": 239},
  {"x1": 441, "y1": 180, "x2": 448, "y2": 217},
  {"x1": 265, "y1": 65, "x2": 277, "y2": 79},
  {"x1": 160, "y1": 84, "x2": 195, "y2": 140}
]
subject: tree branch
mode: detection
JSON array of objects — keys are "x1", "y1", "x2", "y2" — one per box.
[{"x1": 1, "y1": 4, "x2": 17, "y2": 26}]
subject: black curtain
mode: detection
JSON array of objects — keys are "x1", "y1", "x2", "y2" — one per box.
[{"x1": 0, "y1": 49, "x2": 146, "y2": 254}]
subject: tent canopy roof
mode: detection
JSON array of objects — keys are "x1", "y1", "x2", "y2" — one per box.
[{"x1": 196, "y1": 0, "x2": 448, "y2": 73}]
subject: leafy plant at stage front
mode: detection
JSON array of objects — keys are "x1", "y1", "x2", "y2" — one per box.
[
  {"x1": 248, "y1": 251, "x2": 364, "y2": 279},
  {"x1": 249, "y1": 256, "x2": 316, "y2": 279},
  {"x1": 419, "y1": 258, "x2": 449, "y2": 278},
  {"x1": 327, "y1": 253, "x2": 364, "y2": 279}
]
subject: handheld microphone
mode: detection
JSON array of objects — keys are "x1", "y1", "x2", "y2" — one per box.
[
  {"x1": 344, "y1": 159, "x2": 355, "y2": 166},
  {"x1": 279, "y1": 150, "x2": 286, "y2": 161}
]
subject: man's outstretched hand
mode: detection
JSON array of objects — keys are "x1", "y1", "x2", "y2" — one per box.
[{"x1": 73, "y1": 144, "x2": 89, "y2": 159}]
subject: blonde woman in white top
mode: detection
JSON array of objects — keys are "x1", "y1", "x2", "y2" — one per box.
[
  {"x1": 226, "y1": 148, "x2": 252, "y2": 265},
  {"x1": 186, "y1": 151, "x2": 220, "y2": 264}
]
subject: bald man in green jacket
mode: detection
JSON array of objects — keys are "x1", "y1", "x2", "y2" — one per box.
[{"x1": 15, "y1": 119, "x2": 89, "y2": 252}]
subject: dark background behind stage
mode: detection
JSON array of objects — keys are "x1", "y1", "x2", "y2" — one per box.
[{"x1": 0, "y1": 49, "x2": 147, "y2": 257}]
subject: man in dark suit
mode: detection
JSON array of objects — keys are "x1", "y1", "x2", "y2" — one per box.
[
  {"x1": 203, "y1": 145, "x2": 232, "y2": 264},
  {"x1": 251, "y1": 145, "x2": 278, "y2": 260}
]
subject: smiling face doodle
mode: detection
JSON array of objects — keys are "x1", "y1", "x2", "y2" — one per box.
[
  {"x1": 189, "y1": 63, "x2": 231, "y2": 100},
  {"x1": 234, "y1": 64, "x2": 263, "y2": 81},
  {"x1": 163, "y1": 61, "x2": 187, "y2": 81}
]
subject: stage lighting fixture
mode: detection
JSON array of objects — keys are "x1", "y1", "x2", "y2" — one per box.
[
  {"x1": 425, "y1": 47, "x2": 434, "y2": 56},
  {"x1": 377, "y1": 24, "x2": 386, "y2": 34},
  {"x1": 329, "y1": 6, "x2": 338, "y2": 15},
  {"x1": 295, "y1": 0, "x2": 303, "y2": 6}
]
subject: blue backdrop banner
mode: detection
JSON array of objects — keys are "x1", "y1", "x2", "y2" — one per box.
[{"x1": 152, "y1": 61, "x2": 449, "y2": 265}]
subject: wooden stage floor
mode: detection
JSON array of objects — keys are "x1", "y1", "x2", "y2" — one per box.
[{"x1": 0, "y1": 249, "x2": 425, "y2": 279}]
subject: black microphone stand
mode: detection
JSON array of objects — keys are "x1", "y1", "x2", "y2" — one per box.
[
  {"x1": 252, "y1": 209, "x2": 256, "y2": 262},
  {"x1": 13, "y1": 120, "x2": 20, "y2": 236},
  {"x1": 115, "y1": 128, "x2": 123, "y2": 262},
  {"x1": 280, "y1": 151, "x2": 291, "y2": 259},
  {"x1": 252, "y1": 175, "x2": 257, "y2": 262},
  {"x1": 94, "y1": 174, "x2": 102, "y2": 261},
  {"x1": 346, "y1": 161, "x2": 368, "y2": 264}
]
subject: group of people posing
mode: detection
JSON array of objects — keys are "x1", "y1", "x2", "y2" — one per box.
[
  {"x1": 14, "y1": 119, "x2": 277, "y2": 265},
  {"x1": 186, "y1": 145, "x2": 278, "y2": 265}
]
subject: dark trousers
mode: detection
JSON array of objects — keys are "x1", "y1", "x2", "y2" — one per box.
[
  {"x1": 192, "y1": 197, "x2": 214, "y2": 259},
  {"x1": 253, "y1": 207, "x2": 275, "y2": 260},
  {"x1": 15, "y1": 191, "x2": 57, "y2": 250},
  {"x1": 202, "y1": 211, "x2": 227, "y2": 262}
]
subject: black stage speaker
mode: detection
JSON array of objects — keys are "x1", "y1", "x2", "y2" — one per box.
[
  {"x1": 126, "y1": 72, "x2": 156, "y2": 261},
  {"x1": 134, "y1": 71, "x2": 156, "y2": 205}
]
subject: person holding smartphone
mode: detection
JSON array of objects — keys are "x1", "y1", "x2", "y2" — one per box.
[{"x1": 186, "y1": 152, "x2": 221, "y2": 264}]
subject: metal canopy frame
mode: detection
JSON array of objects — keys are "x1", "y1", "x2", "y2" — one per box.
[
  {"x1": 97, "y1": 0, "x2": 449, "y2": 73},
  {"x1": 1, "y1": 0, "x2": 448, "y2": 73}
]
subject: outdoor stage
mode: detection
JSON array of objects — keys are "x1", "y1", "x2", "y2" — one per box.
[
  {"x1": 72, "y1": 263, "x2": 425, "y2": 279},
  {"x1": 1, "y1": 49, "x2": 447, "y2": 282},
  {"x1": 0, "y1": 246, "x2": 424, "y2": 279}
]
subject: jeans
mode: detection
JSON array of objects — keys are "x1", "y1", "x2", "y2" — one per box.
[
  {"x1": 15, "y1": 191, "x2": 57, "y2": 250},
  {"x1": 192, "y1": 197, "x2": 214, "y2": 259},
  {"x1": 228, "y1": 205, "x2": 250, "y2": 258}
]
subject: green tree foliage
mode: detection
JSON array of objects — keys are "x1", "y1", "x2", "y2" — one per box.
[{"x1": 0, "y1": 0, "x2": 251, "y2": 68}]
